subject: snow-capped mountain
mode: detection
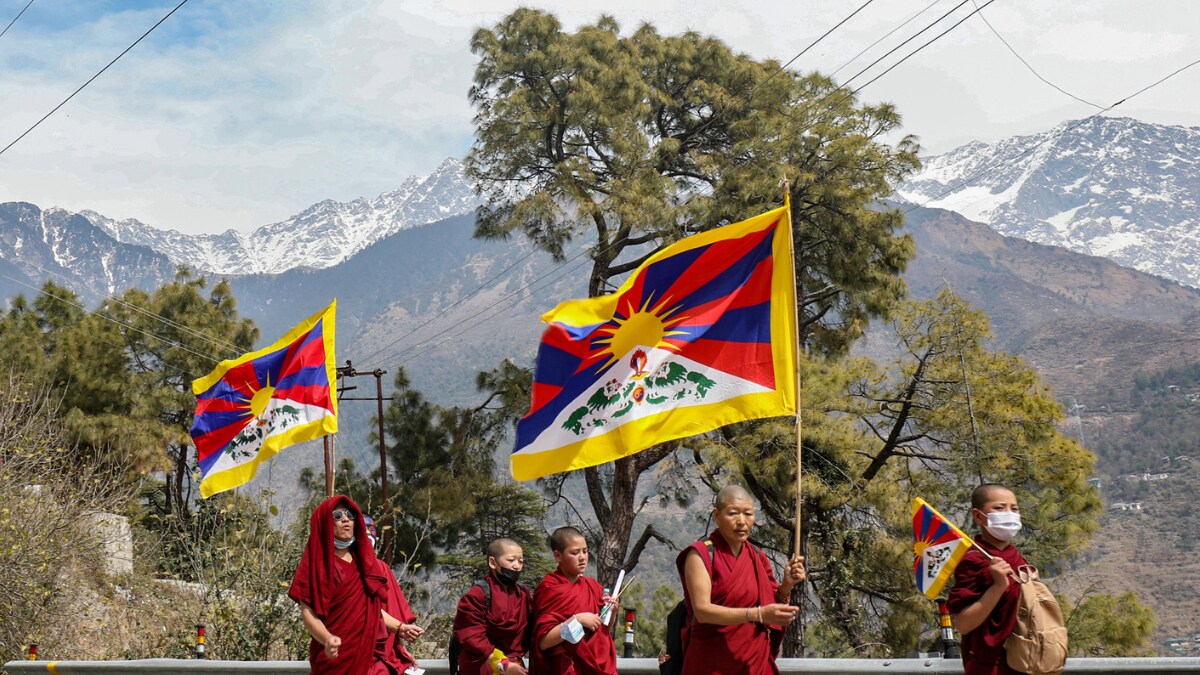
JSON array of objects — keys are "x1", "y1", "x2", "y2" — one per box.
[
  {"x1": 82, "y1": 157, "x2": 481, "y2": 275},
  {"x1": 897, "y1": 116, "x2": 1200, "y2": 288}
]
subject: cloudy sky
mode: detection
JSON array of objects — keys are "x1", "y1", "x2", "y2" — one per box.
[{"x1": 0, "y1": 0, "x2": 1196, "y2": 235}]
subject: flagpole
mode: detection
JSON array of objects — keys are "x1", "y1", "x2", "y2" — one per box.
[
  {"x1": 781, "y1": 180, "x2": 804, "y2": 559},
  {"x1": 324, "y1": 436, "x2": 334, "y2": 498}
]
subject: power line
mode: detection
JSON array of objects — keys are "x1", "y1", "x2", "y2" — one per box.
[
  {"x1": 0, "y1": 270, "x2": 227, "y2": 367},
  {"x1": 14, "y1": 255, "x2": 247, "y2": 358},
  {"x1": 0, "y1": 0, "x2": 34, "y2": 40},
  {"x1": 970, "y1": 0, "x2": 1103, "y2": 109},
  {"x1": 830, "y1": 0, "x2": 946, "y2": 80},
  {"x1": 902, "y1": 54, "x2": 1200, "y2": 216},
  {"x1": 0, "y1": 0, "x2": 190, "y2": 158},
  {"x1": 351, "y1": 243, "x2": 540, "y2": 364}
]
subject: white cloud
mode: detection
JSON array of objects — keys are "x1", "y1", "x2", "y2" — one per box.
[{"x1": 0, "y1": 0, "x2": 1198, "y2": 234}]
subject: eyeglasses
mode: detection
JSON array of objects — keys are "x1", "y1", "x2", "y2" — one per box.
[{"x1": 331, "y1": 509, "x2": 356, "y2": 521}]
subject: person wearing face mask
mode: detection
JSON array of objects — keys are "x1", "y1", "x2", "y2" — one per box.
[
  {"x1": 452, "y1": 538, "x2": 534, "y2": 675},
  {"x1": 288, "y1": 495, "x2": 408, "y2": 675},
  {"x1": 947, "y1": 484, "x2": 1029, "y2": 675},
  {"x1": 675, "y1": 485, "x2": 805, "y2": 675}
]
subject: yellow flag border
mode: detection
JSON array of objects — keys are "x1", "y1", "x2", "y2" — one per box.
[
  {"x1": 194, "y1": 300, "x2": 338, "y2": 498},
  {"x1": 514, "y1": 206, "x2": 797, "y2": 480}
]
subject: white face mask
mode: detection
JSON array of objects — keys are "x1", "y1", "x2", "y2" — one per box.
[{"x1": 984, "y1": 511, "x2": 1022, "y2": 542}]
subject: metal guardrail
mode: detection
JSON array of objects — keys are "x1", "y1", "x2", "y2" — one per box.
[{"x1": 6, "y1": 658, "x2": 1200, "y2": 675}]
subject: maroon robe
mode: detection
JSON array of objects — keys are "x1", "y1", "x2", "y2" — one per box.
[
  {"x1": 288, "y1": 496, "x2": 400, "y2": 675},
  {"x1": 675, "y1": 533, "x2": 783, "y2": 675},
  {"x1": 532, "y1": 570, "x2": 617, "y2": 675},
  {"x1": 376, "y1": 558, "x2": 419, "y2": 672},
  {"x1": 946, "y1": 540, "x2": 1030, "y2": 675},
  {"x1": 453, "y1": 575, "x2": 533, "y2": 675}
]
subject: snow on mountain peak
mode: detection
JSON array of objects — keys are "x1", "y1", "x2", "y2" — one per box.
[
  {"x1": 898, "y1": 116, "x2": 1200, "y2": 288},
  {"x1": 82, "y1": 158, "x2": 482, "y2": 276}
]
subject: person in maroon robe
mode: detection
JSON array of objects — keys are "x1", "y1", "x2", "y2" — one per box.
[
  {"x1": 453, "y1": 538, "x2": 533, "y2": 674},
  {"x1": 374, "y1": 545, "x2": 425, "y2": 672},
  {"x1": 676, "y1": 485, "x2": 805, "y2": 675},
  {"x1": 532, "y1": 527, "x2": 617, "y2": 675},
  {"x1": 288, "y1": 495, "x2": 406, "y2": 675},
  {"x1": 948, "y1": 484, "x2": 1028, "y2": 675}
]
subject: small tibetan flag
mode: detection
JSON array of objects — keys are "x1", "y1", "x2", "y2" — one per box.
[
  {"x1": 191, "y1": 301, "x2": 338, "y2": 498},
  {"x1": 912, "y1": 497, "x2": 974, "y2": 599},
  {"x1": 511, "y1": 205, "x2": 797, "y2": 481}
]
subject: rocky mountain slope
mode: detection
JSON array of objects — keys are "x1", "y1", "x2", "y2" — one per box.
[{"x1": 898, "y1": 116, "x2": 1200, "y2": 289}]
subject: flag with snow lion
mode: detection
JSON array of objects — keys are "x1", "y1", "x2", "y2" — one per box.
[
  {"x1": 191, "y1": 301, "x2": 338, "y2": 498},
  {"x1": 511, "y1": 206, "x2": 797, "y2": 481},
  {"x1": 912, "y1": 497, "x2": 974, "y2": 599}
]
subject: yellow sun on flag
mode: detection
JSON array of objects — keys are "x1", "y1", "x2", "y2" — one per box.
[
  {"x1": 593, "y1": 295, "x2": 689, "y2": 370},
  {"x1": 244, "y1": 382, "x2": 276, "y2": 420}
]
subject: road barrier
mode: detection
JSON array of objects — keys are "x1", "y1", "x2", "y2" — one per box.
[{"x1": 6, "y1": 658, "x2": 1200, "y2": 675}]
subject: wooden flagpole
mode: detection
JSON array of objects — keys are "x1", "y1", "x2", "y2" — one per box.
[{"x1": 781, "y1": 180, "x2": 804, "y2": 558}]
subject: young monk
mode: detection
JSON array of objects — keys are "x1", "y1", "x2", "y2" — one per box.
[
  {"x1": 453, "y1": 538, "x2": 534, "y2": 675},
  {"x1": 676, "y1": 485, "x2": 805, "y2": 675},
  {"x1": 532, "y1": 527, "x2": 617, "y2": 675},
  {"x1": 288, "y1": 495, "x2": 408, "y2": 675},
  {"x1": 947, "y1": 484, "x2": 1028, "y2": 675}
]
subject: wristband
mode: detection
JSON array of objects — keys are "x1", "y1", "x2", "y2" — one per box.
[{"x1": 560, "y1": 617, "x2": 585, "y2": 644}]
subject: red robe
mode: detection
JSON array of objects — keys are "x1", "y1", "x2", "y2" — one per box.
[
  {"x1": 288, "y1": 496, "x2": 401, "y2": 675},
  {"x1": 532, "y1": 570, "x2": 617, "y2": 675},
  {"x1": 947, "y1": 540, "x2": 1030, "y2": 675},
  {"x1": 377, "y1": 559, "x2": 419, "y2": 673},
  {"x1": 675, "y1": 533, "x2": 783, "y2": 675},
  {"x1": 453, "y1": 575, "x2": 533, "y2": 674}
]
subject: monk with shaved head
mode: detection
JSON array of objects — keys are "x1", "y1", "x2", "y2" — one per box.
[
  {"x1": 675, "y1": 485, "x2": 805, "y2": 674},
  {"x1": 452, "y1": 537, "x2": 534, "y2": 675}
]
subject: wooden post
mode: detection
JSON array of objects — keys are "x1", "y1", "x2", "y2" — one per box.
[
  {"x1": 375, "y1": 369, "x2": 392, "y2": 564},
  {"x1": 323, "y1": 435, "x2": 334, "y2": 498}
]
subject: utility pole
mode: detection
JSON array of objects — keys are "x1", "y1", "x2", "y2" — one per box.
[{"x1": 338, "y1": 361, "x2": 393, "y2": 563}]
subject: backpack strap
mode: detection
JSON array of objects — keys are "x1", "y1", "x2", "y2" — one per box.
[{"x1": 474, "y1": 579, "x2": 492, "y2": 610}]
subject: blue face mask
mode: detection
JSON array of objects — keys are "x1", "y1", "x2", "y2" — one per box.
[{"x1": 333, "y1": 536, "x2": 355, "y2": 550}]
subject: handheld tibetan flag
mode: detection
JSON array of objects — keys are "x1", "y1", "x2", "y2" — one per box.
[
  {"x1": 512, "y1": 205, "x2": 797, "y2": 481},
  {"x1": 191, "y1": 301, "x2": 338, "y2": 498},
  {"x1": 912, "y1": 497, "x2": 974, "y2": 599}
]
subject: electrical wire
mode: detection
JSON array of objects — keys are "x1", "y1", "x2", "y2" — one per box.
[
  {"x1": 829, "y1": 0, "x2": 946, "y2": 80},
  {"x1": 0, "y1": 270, "x2": 224, "y2": 365},
  {"x1": 902, "y1": 54, "x2": 1200, "y2": 216},
  {"x1": 0, "y1": 0, "x2": 34, "y2": 40},
  {"x1": 13, "y1": 254, "x2": 247, "y2": 358},
  {"x1": 0, "y1": 0, "x2": 190, "y2": 158},
  {"x1": 970, "y1": 0, "x2": 1103, "y2": 110}
]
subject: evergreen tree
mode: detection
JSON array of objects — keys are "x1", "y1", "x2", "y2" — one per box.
[{"x1": 467, "y1": 8, "x2": 919, "y2": 586}]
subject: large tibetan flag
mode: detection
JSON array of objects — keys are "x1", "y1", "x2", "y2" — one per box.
[
  {"x1": 511, "y1": 205, "x2": 797, "y2": 481},
  {"x1": 191, "y1": 301, "x2": 338, "y2": 498},
  {"x1": 912, "y1": 497, "x2": 974, "y2": 599}
]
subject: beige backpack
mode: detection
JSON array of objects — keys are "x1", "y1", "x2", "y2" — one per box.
[{"x1": 1004, "y1": 565, "x2": 1068, "y2": 675}]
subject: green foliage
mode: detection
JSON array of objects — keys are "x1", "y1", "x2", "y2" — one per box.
[
  {"x1": 467, "y1": 8, "x2": 920, "y2": 588},
  {"x1": 1062, "y1": 591, "x2": 1155, "y2": 656},
  {"x1": 695, "y1": 290, "x2": 1107, "y2": 656},
  {"x1": 0, "y1": 374, "x2": 126, "y2": 663}
]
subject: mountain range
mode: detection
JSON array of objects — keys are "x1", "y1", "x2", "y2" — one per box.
[{"x1": 898, "y1": 116, "x2": 1200, "y2": 289}]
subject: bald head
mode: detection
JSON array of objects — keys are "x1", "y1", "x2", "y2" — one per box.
[
  {"x1": 714, "y1": 485, "x2": 754, "y2": 510},
  {"x1": 487, "y1": 537, "x2": 521, "y2": 559},
  {"x1": 971, "y1": 483, "x2": 1012, "y2": 510}
]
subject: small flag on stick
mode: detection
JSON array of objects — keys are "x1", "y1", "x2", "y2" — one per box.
[{"x1": 912, "y1": 497, "x2": 974, "y2": 599}]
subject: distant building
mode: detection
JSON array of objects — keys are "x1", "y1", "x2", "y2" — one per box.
[
  {"x1": 1109, "y1": 502, "x2": 1143, "y2": 512},
  {"x1": 1087, "y1": 477, "x2": 1102, "y2": 489}
]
